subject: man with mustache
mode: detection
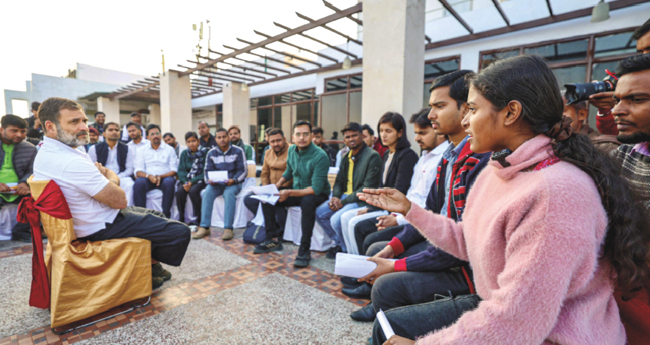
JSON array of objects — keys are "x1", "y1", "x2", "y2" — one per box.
[
  {"x1": 133, "y1": 124, "x2": 178, "y2": 219},
  {"x1": 315, "y1": 122, "x2": 383, "y2": 259},
  {"x1": 0, "y1": 114, "x2": 36, "y2": 242},
  {"x1": 33, "y1": 97, "x2": 190, "y2": 290},
  {"x1": 88, "y1": 122, "x2": 135, "y2": 206}
]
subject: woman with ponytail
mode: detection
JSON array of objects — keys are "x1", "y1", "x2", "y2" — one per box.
[{"x1": 360, "y1": 54, "x2": 650, "y2": 345}]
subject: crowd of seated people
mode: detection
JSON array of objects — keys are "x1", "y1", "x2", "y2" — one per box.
[{"x1": 4, "y1": 20, "x2": 650, "y2": 344}]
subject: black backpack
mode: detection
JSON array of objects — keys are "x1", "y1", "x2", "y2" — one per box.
[{"x1": 243, "y1": 222, "x2": 266, "y2": 244}]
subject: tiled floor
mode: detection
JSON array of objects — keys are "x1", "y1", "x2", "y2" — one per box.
[{"x1": 0, "y1": 228, "x2": 372, "y2": 345}]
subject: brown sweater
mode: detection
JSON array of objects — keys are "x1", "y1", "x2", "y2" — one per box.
[{"x1": 261, "y1": 144, "x2": 292, "y2": 187}]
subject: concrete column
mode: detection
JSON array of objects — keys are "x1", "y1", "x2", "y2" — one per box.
[
  {"x1": 223, "y1": 82, "x2": 251, "y2": 144},
  {"x1": 97, "y1": 96, "x2": 121, "y2": 125},
  {"x1": 361, "y1": 0, "x2": 425, "y2": 149},
  {"x1": 148, "y1": 103, "x2": 161, "y2": 126},
  {"x1": 159, "y1": 70, "x2": 192, "y2": 141}
]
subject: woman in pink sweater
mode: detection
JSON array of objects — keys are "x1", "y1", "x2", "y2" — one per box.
[{"x1": 360, "y1": 55, "x2": 650, "y2": 345}]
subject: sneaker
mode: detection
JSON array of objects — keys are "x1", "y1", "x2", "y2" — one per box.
[
  {"x1": 294, "y1": 251, "x2": 311, "y2": 268},
  {"x1": 152, "y1": 262, "x2": 172, "y2": 281},
  {"x1": 222, "y1": 229, "x2": 234, "y2": 241},
  {"x1": 192, "y1": 226, "x2": 210, "y2": 239},
  {"x1": 152, "y1": 276, "x2": 164, "y2": 290},
  {"x1": 253, "y1": 240, "x2": 283, "y2": 254},
  {"x1": 325, "y1": 245, "x2": 342, "y2": 260}
]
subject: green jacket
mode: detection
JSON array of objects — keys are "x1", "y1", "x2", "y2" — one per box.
[
  {"x1": 333, "y1": 143, "x2": 382, "y2": 207},
  {"x1": 233, "y1": 139, "x2": 254, "y2": 161},
  {"x1": 177, "y1": 147, "x2": 208, "y2": 184},
  {"x1": 283, "y1": 142, "x2": 331, "y2": 196}
]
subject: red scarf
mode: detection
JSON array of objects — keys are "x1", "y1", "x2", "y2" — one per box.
[{"x1": 17, "y1": 180, "x2": 72, "y2": 309}]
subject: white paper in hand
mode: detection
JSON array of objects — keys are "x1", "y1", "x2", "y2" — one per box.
[
  {"x1": 250, "y1": 194, "x2": 280, "y2": 205},
  {"x1": 250, "y1": 184, "x2": 279, "y2": 195},
  {"x1": 207, "y1": 170, "x2": 229, "y2": 183},
  {"x1": 377, "y1": 309, "x2": 395, "y2": 339},
  {"x1": 334, "y1": 253, "x2": 378, "y2": 278}
]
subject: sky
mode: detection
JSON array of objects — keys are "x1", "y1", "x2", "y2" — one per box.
[{"x1": 0, "y1": 0, "x2": 359, "y2": 115}]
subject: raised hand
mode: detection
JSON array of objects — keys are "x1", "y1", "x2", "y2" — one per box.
[{"x1": 357, "y1": 188, "x2": 411, "y2": 215}]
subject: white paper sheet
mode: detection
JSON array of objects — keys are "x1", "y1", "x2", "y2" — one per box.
[
  {"x1": 250, "y1": 184, "x2": 279, "y2": 195},
  {"x1": 328, "y1": 167, "x2": 339, "y2": 175},
  {"x1": 250, "y1": 194, "x2": 280, "y2": 206},
  {"x1": 334, "y1": 253, "x2": 394, "y2": 278},
  {"x1": 377, "y1": 309, "x2": 395, "y2": 339},
  {"x1": 207, "y1": 170, "x2": 229, "y2": 183}
]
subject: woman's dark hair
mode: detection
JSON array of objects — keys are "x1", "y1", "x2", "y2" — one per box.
[
  {"x1": 471, "y1": 54, "x2": 650, "y2": 298},
  {"x1": 185, "y1": 131, "x2": 199, "y2": 141},
  {"x1": 409, "y1": 108, "x2": 432, "y2": 128},
  {"x1": 377, "y1": 112, "x2": 410, "y2": 150}
]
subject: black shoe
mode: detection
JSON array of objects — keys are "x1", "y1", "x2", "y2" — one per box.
[
  {"x1": 350, "y1": 302, "x2": 376, "y2": 322},
  {"x1": 340, "y1": 276, "x2": 362, "y2": 288},
  {"x1": 253, "y1": 240, "x2": 283, "y2": 254},
  {"x1": 152, "y1": 276, "x2": 164, "y2": 290},
  {"x1": 325, "y1": 245, "x2": 342, "y2": 260},
  {"x1": 294, "y1": 249, "x2": 311, "y2": 268},
  {"x1": 342, "y1": 282, "x2": 372, "y2": 299},
  {"x1": 152, "y1": 262, "x2": 172, "y2": 281}
]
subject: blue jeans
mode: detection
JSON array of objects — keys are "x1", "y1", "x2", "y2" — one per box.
[
  {"x1": 133, "y1": 176, "x2": 176, "y2": 218},
  {"x1": 315, "y1": 194, "x2": 359, "y2": 252},
  {"x1": 200, "y1": 183, "x2": 242, "y2": 229}
]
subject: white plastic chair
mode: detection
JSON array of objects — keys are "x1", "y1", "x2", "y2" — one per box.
[
  {"x1": 0, "y1": 203, "x2": 18, "y2": 240},
  {"x1": 283, "y1": 207, "x2": 335, "y2": 251}
]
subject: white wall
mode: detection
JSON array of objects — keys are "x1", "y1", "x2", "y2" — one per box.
[{"x1": 76, "y1": 63, "x2": 147, "y2": 85}]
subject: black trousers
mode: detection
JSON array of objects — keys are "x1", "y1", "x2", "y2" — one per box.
[
  {"x1": 79, "y1": 206, "x2": 191, "y2": 267},
  {"x1": 262, "y1": 193, "x2": 329, "y2": 253},
  {"x1": 243, "y1": 192, "x2": 287, "y2": 238},
  {"x1": 175, "y1": 181, "x2": 206, "y2": 224}
]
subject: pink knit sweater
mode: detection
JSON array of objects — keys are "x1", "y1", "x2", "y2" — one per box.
[{"x1": 405, "y1": 135, "x2": 625, "y2": 345}]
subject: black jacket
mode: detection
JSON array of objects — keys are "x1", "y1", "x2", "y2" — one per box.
[
  {"x1": 379, "y1": 147, "x2": 418, "y2": 195},
  {"x1": 318, "y1": 144, "x2": 337, "y2": 167},
  {"x1": 0, "y1": 140, "x2": 37, "y2": 184},
  {"x1": 332, "y1": 143, "x2": 382, "y2": 207}
]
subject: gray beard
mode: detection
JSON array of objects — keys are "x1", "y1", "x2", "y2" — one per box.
[{"x1": 56, "y1": 124, "x2": 88, "y2": 147}]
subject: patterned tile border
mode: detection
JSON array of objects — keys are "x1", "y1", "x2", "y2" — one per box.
[
  {"x1": 0, "y1": 244, "x2": 33, "y2": 259},
  {"x1": 0, "y1": 229, "x2": 369, "y2": 344}
]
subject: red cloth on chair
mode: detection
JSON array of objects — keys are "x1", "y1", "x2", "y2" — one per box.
[
  {"x1": 17, "y1": 180, "x2": 73, "y2": 309},
  {"x1": 615, "y1": 285, "x2": 650, "y2": 345}
]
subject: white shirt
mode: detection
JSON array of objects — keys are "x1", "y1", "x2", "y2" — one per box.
[
  {"x1": 88, "y1": 143, "x2": 135, "y2": 180},
  {"x1": 33, "y1": 137, "x2": 119, "y2": 238},
  {"x1": 395, "y1": 141, "x2": 450, "y2": 225},
  {"x1": 134, "y1": 142, "x2": 178, "y2": 176}
]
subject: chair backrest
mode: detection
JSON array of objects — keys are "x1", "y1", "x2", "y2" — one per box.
[{"x1": 27, "y1": 176, "x2": 78, "y2": 243}]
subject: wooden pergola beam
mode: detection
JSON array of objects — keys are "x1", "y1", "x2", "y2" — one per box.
[
  {"x1": 274, "y1": 22, "x2": 358, "y2": 59},
  {"x1": 224, "y1": 44, "x2": 306, "y2": 71},
  {"x1": 295, "y1": 12, "x2": 362, "y2": 45},
  {"x1": 491, "y1": 0, "x2": 510, "y2": 26},
  {"x1": 198, "y1": 53, "x2": 279, "y2": 77},
  {"x1": 179, "y1": 2, "x2": 361, "y2": 76},
  {"x1": 438, "y1": 0, "x2": 473, "y2": 34},
  {"x1": 211, "y1": 48, "x2": 292, "y2": 74},
  {"x1": 323, "y1": 0, "x2": 362, "y2": 25},
  {"x1": 236, "y1": 38, "x2": 322, "y2": 67},
  {"x1": 254, "y1": 30, "x2": 339, "y2": 63}
]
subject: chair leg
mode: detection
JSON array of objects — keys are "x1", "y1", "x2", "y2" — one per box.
[{"x1": 50, "y1": 296, "x2": 152, "y2": 335}]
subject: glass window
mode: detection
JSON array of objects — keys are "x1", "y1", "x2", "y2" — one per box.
[
  {"x1": 349, "y1": 92, "x2": 362, "y2": 125},
  {"x1": 423, "y1": 83, "x2": 431, "y2": 108},
  {"x1": 595, "y1": 32, "x2": 637, "y2": 58},
  {"x1": 525, "y1": 39, "x2": 588, "y2": 63},
  {"x1": 216, "y1": 104, "x2": 223, "y2": 112},
  {"x1": 292, "y1": 90, "x2": 313, "y2": 102},
  {"x1": 350, "y1": 75, "x2": 362, "y2": 90},
  {"x1": 424, "y1": 58, "x2": 460, "y2": 80},
  {"x1": 592, "y1": 60, "x2": 620, "y2": 82},
  {"x1": 274, "y1": 94, "x2": 291, "y2": 104},
  {"x1": 313, "y1": 101, "x2": 319, "y2": 127},
  {"x1": 273, "y1": 107, "x2": 282, "y2": 130},
  {"x1": 321, "y1": 93, "x2": 348, "y2": 143},
  {"x1": 250, "y1": 98, "x2": 258, "y2": 109},
  {"x1": 552, "y1": 65, "x2": 587, "y2": 89},
  {"x1": 326, "y1": 77, "x2": 348, "y2": 92},
  {"x1": 257, "y1": 108, "x2": 272, "y2": 133},
  {"x1": 258, "y1": 96, "x2": 272, "y2": 107},
  {"x1": 481, "y1": 50, "x2": 519, "y2": 69}
]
